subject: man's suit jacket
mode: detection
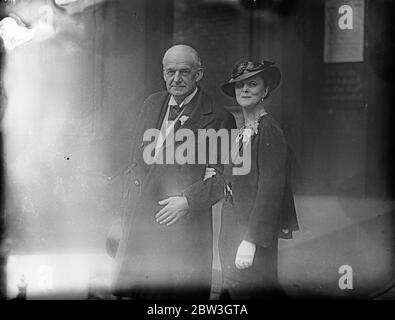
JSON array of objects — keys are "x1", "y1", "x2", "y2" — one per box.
[{"x1": 112, "y1": 87, "x2": 236, "y2": 299}]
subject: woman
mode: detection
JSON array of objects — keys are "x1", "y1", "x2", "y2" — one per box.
[{"x1": 205, "y1": 60, "x2": 299, "y2": 299}]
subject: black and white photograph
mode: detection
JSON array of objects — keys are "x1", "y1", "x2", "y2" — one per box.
[{"x1": 0, "y1": 0, "x2": 394, "y2": 306}]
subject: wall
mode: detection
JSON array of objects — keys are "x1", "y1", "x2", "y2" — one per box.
[{"x1": 2, "y1": 0, "x2": 146, "y2": 253}]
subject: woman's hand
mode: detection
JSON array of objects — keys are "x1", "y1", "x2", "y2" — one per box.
[
  {"x1": 203, "y1": 167, "x2": 216, "y2": 181},
  {"x1": 235, "y1": 240, "x2": 256, "y2": 269}
]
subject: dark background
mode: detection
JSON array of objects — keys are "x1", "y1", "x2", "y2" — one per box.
[{"x1": 0, "y1": 0, "x2": 394, "y2": 299}]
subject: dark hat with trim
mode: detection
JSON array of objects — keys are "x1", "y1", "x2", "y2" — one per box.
[{"x1": 221, "y1": 60, "x2": 281, "y2": 97}]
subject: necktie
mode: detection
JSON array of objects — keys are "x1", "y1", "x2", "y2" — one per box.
[{"x1": 168, "y1": 104, "x2": 183, "y2": 121}]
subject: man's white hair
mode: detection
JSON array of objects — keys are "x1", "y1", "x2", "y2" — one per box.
[{"x1": 162, "y1": 44, "x2": 202, "y2": 68}]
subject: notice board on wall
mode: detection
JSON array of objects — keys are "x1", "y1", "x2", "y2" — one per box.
[
  {"x1": 318, "y1": 64, "x2": 364, "y2": 109},
  {"x1": 324, "y1": 0, "x2": 365, "y2": 63}
]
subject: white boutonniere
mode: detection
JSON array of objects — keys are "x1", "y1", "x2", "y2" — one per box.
[{"x1": 179, "y1": 115, "x2": 190, "y2": 126}]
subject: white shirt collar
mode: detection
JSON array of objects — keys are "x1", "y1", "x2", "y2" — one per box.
[{"x1": 168, "y1": 87, "x2": 198, "y2": 107}]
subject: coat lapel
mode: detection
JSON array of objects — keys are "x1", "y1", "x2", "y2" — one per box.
[
  {"x1": 162, "y1": 89, "x2": 215, "y2": 152},
  {"x1": 136, "y1": 93, "x2": 169, "y2": 160},
  {"x1": 141, "y1": 93, "x2": 170, "y2": 133},
  {"x1": 155, "y1": 94, "x2": 171, "y2": 130},
  {"x1": 132, "y1": 92, "x2": 169, "y2": 178}
]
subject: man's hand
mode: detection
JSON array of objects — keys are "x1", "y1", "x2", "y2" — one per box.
[
  {"x1": 235, "y1": 240, "x2": 256, "y2": 269},
  {"x1": 155, "y1": 196, "x2": 189, "y2": 226}
]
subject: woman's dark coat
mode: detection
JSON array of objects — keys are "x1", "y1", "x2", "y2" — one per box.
[{"x1": 218, "y1": 114, "x2": 299, "y2": 294}]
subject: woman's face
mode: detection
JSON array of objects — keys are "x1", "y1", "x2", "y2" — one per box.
[{"x1": 234, "y1": 74, "x2": 269, "y2": 108}]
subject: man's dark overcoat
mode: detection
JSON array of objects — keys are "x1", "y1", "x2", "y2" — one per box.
[{"x1": 113, "y1": 88, "x2": 236, "y2": 299}]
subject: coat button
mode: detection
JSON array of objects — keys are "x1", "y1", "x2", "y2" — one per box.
[{"x1": 134, "y1": 180, "x2": 140, "y2": 186}]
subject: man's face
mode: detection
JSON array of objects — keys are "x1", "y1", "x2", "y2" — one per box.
[{"x1": 163, "y1": 53, "x2": 203, "y2": 102}]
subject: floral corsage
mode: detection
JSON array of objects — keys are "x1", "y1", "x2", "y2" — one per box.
[{"x1": 235, "y1": 113, "x2": 265, "y2": 144}]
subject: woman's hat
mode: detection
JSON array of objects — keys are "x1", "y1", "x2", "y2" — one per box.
[{"x1": 221, "y1": 60, "x2": 281, "y2": 97}]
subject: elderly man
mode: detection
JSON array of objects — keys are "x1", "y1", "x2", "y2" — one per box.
[{"x1": 112, "y1": 44, "x2": 236, "y2": 299}]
